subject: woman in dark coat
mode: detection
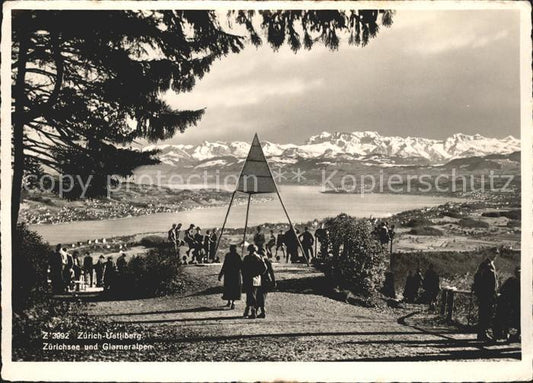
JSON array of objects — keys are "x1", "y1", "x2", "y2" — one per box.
[
  {"x1": 257, "y1": 252, "x2": 276, "y2": 318},
  {"x1": 218, "y1": 245, "x2": 242, "y2": 309}
]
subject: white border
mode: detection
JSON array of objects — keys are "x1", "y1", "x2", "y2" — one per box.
[{"x1": 1, "y1": 1, "x2": 532, "y2": 381}]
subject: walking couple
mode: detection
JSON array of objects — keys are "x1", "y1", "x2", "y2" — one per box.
[{"x1": 218, "y1": 244, "x2": 276, "y2": 319}]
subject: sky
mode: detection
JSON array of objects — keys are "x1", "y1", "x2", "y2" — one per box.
[{"x1": 157, "y1": 9, "x2": 520, "y2": 146}]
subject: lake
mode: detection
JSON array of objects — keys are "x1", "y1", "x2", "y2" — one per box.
[{"x1": 30, "y1": 185, "x2": 461, "y2": 244}]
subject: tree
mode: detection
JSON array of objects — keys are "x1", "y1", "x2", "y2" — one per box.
[{"x1": 11, "y1": 9, "x2": 394, "y2": 226}]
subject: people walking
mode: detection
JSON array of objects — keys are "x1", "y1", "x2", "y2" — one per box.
[
  {"x1": 241, "y1": 244, "x2": 267, "y2": 319},
  {"x1": 218, "y1": 244, "x2": 242, "y2": 309},
  {"x1": 473, "y1": 257, "x2": 498, "y2": 341},
  {"x1": 299, "y1": 227, "x2": 314, "y2": 262},
  {"x1": 257, "y1": 251, "x2": 276, "y2": 318}
]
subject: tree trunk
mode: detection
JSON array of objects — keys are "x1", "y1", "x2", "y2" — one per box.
[{"x1": 12, "y1": 20, "x2": 30, "y2": 229}]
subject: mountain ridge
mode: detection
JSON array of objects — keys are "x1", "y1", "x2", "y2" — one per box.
[{"x1": 142, "y1": 130, "x2": 520, "y2": 168}]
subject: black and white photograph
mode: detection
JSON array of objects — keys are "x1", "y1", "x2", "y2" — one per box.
[{"x1": 1, "y1": 0, "x2": 531, "y2": 381}]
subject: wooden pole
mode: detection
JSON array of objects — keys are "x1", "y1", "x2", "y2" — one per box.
[
  {"x1": 276, "y1": 189, "x2": 310, "y2": 266},
  {"x1": 213, "y1": 191, "x2": 236, "y2": 257},
  {"x1": 241, "y1": 193, "x2": 252, "y2": 256}
]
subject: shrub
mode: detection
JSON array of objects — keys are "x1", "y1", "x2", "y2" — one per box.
[
  {"x1": 110, "y1": 246, "x2": 184, "y2": 298},
  {"x1": 482, "y1": 210, "x2": 520, "y2": 220},
  {"x1": 12, "y1": 224, "x2": 51, "y2": 313},
  {"x1": 507, "y1": 219, "x2": 520, "y2": 228},
  {"x1": 442, "y1": 210, "x2": 463, "y2": 218},
  {"x1": 408, "y1": 226, "x2": 444, "y2": 236},
  {"x1": 139, "y1": 235, "x2": 168, "y2": 248},
  {"x1": 323, "y1": 214, "x2": 387, "y2": 297},
  {"x1": 458, "y1": 218, "x2": 489, "y2": 229},
  {"x1": 403, "y1": 217, "x2": 433, "y2": 227},
  {"x1": 502, "y1": 210, "x2": 521, "y2": 220}
]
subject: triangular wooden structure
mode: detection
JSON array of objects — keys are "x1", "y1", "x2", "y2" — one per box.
[
  {"x1": 214, "y1": 133, "x2": 309, "y2": 265},
  {"x1": 236, "y1": 134, "x2": 277, "y2": 194}
]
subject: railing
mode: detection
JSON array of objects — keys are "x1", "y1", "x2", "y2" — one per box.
[{"x1": 439, "y1": 287, "x2": 478, "y2": 326}]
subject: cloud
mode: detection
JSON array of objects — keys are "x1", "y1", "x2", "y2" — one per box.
[
  {"x1": 155, "y1": 9, "x2": 520, "y2": 146},
  {"x1": 166, "y1": 77, "x2": 324, "y2": 109},
  {"x1": 410, "y1": 29, "x2": 509, "y2": 55}
]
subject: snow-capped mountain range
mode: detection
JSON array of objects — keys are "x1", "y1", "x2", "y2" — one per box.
[{"x1": 142, "y1": 131, "x2": 520, "y2": 168}]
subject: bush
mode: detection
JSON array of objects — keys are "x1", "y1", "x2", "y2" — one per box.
[
  {"x1": 502, "y1": 210, "x2": 521, "y2": 220},
  {"x1": 323, "y1": 214, "x2": 387, "y2": 298},
  {"x1": 442, "y1": 210, "x2": 463, "y2": 218},
  {"x1": 110, "y1": 247, "x2": 184, "y2": 298},
  {"x1": 507, "y1": 219, "x2": 520, "y2": 228},
  {"x1": 408, "y1": 226, "x2": 444, "y2": 236},
  {"x1": 139, "y1": 235, "x2": 168, "y2": 248},
  {"x1": 402, "y1": 217, "x2": 433, "y2": 227},
  {"x1": 12, "y1": 224, "x2": 51, "y2": 313},
  {"x1": 458, "y1": 218, "x2": 489, "y2": 229},
  {"x1": 482, "y1": 210, "x2": 520, "y2": 220}
]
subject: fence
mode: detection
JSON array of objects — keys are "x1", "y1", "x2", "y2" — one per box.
[{"x1": 439, "y1": 287, "x2": 478, "y2": 327}]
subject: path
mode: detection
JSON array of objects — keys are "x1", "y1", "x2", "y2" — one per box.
[{"x1": 84, "y1": 263, "x2": 521, "y2": 361}]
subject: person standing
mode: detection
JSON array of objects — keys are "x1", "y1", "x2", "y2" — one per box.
[
  {"x1": 103, "y1": 256, "x2": 116, "y2": 291},
  {"x1": 266, "y1": 230, "x2": 276, "y2": 259},
  {"x1": 299, "y1": 227, "x2": 314, "y2": 262},
  {"x1": 184, "y1": 224, "x2": 196, "y2": 257},
  {"x1": 95, "y1": 255, "x2": 106, "y2": 287},
  {"x1": 275, "y1": 230, "x2": 285, "y2": 260},
  {"x1": 209, "y1": 229, "x2": 218, "y2": 261},
  {"x1": 83, "y1": 252, "x2": 94, "y2": 287},
  {"x1": 423, "y1": 264, "x2": 440, "y2": 310},
  {"x1": 473, "y1": 257, "x2": 498, "y2": 341},
  {"x1": 173, "y1": 223, "x2": 183, "y2": 255},
  {"x1": 194, "y1": 227, "x2": 205, "y2": 263},
  {"x1": 284, "y1": 227, "x2": 299, "y2": 263},
  {"x1": 204, "y1": 230, "x2": 211, "y2": 261},
  {"x1": 61, "y1": 248, "x2": 73, "y2": 291},
  {"x1": 72, "y1": 251, "x2": 82, "y2": 291},
  {"x1": 241, "y1": 244, "x2": 267, "y2": 319},
  {"x1": 257, "y1": 252, "x2": 276, "y2": 318},
  {"x1": 494, "y1": 266, "x2": 520, "y2": 342},
  {"x1": 49, "y1": 244, "x2": 64, "y2": 293},
  {"x1": 168, "y1": 224, "x2": 177, "y2": 244},
  {"x1": 218, "y1": 245, "x2": 242, "y2": 309},
  {"x1": 314, "y1": 224, "x2": 329, "y2": 258},
  {"x1": 378, "y1": 221, "x2": 391, "y2": 249},
  {"x1": 116, "y1": 252, "x2": 127, "y2": 273},
  {"x1": 253, "y1": 226, "x2": 266, "y2": 255}
]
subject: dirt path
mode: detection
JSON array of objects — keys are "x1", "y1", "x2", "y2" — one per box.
[{"x1": 84, "y1": 263, "x2": 520, "y2": 361}]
